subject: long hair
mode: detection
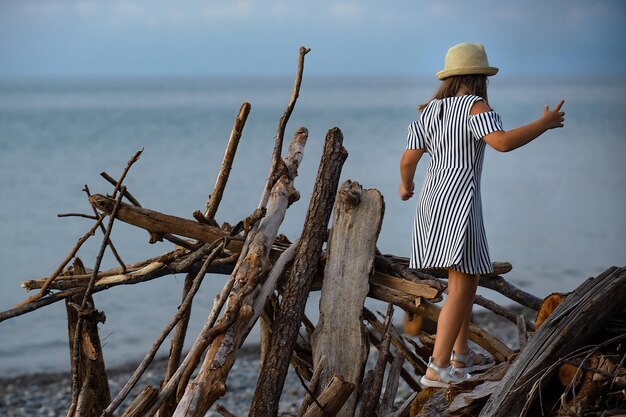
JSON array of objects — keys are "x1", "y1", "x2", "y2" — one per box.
[{"x1": 419, "y1": 75, "x2": 489, "y2": 112}]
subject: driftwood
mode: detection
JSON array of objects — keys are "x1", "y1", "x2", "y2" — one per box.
[
  {"x1": 480, "y1": 266, "x2": 626, "y2": 417},
  {"x1": 170, "y1": 127, "x2": 309, "y2": 417},
  {"x1": 301, "y1": 375, "x2": 355, "y2": 417},
  {"x1": 250, "y1": 127, "x2": 348, "y2": 417},
  {"x1": 311, "y1": 181, "x2": 384, "y2": 417},
  {"x1": 65, "y1": 258, "x2": 110, "y2": 417},
  {"x1": 3, "y1": 46, "x2": 624, "y2": 417}
]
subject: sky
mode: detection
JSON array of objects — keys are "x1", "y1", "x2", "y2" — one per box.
[{"x1": 1, "y1": 0, "x2": 625, "y2": 78}]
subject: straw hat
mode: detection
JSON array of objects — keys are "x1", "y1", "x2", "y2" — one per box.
[{"x1": 436, "y1": 43, "x2": 499, "y2": 80}]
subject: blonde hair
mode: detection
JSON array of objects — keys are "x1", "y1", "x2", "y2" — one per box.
[{"x1": 419, "y1": 75, "x2": 489, "y2": 112}]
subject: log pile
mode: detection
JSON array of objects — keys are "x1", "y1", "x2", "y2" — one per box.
[{"x1": 2, "y1": 47, "x2": 625, "y2": 417}]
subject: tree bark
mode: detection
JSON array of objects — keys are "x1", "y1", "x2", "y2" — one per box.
[
  {"x1": 310, "y1": 180, "x2": 384, "y2": 417},
  {"x1": 249, "y1": 127, "x2": 348, "y2": 417}
]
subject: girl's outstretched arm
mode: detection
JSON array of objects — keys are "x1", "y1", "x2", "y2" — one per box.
[
  {"x1": 399, "y1": 148, "x2": 425, "y2": 200},
  {"x1": 472, "y1": 99, "x2": 565, "y2": 152}
]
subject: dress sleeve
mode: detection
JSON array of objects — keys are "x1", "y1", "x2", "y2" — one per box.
[
  {"x1": 406, "y1": 120, "x2": 427, "y2": 149},
  {"x1": 469, "y1": 111, "x2": 504, "y2": 140}
]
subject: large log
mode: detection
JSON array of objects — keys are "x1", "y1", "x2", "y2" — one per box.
[
  {"x1": 310, "y1": 180, "x2": 384, "y2": 417},
  {"x1": 249, "y1": 127, "x2": 348, "y2": 417},
  {"x1": 480, "y1": 266, "x2": 626, "y2": 417}
]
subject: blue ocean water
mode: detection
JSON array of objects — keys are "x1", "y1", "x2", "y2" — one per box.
[{"x1": 0, "y1": 76, "x2": 624, "y2": 377}]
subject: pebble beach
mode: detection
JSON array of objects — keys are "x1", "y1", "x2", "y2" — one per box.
[{"x1": 0, "y1": 310, "x2": 523, "y2": 417}]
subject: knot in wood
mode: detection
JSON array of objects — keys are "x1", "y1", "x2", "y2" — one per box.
[
  {"x1": 287, "y1": 190, "x2": 300, "y2": 206},
  {"x1": 337, "y1": 179, "x2": 363, "y2": 208}
]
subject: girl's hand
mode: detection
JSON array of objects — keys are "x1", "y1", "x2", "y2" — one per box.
[
  {"x1": 542, "y1": 100, "x2": 565, "y2": 130},
  {"x1": 399, "y1": 182, "x2": 415, "y2": 201}
]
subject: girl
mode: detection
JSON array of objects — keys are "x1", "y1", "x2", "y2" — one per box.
[{"x1": 399, "y1": 43, "x2": 565, "y2": 388}]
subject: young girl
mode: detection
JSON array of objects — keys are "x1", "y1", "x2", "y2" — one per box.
[{"x1": 399, "y1": 43, "x2": 565, "y2": 388}]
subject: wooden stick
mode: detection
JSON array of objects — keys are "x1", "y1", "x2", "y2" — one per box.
[
  {"x1": 84, "y1": 184, "x2": 126, "y2": 272},
  {"x1": 478, "y1": 275, "x2": 542, "y2": 311},
  {"x1": 204, "y1": 102, "x2": 251, "y2": 222},
  {"x1": 379, "y1": 353, "x2": 404, "y2": 416},
  {"x1": 367, "y1": 331, "x2": 421, "y2": 393},
  {"x1": 517, "y1": 314, "x2": 528, "y2": 351},
  {"x1": 363, "y1": 307, "x2": 426, "y2": 376},
  {"x1": 68, "y1": 188, "x2": 125, "y2": 417},
  {"x1": 158, "y1": 271, "x2": 195, "y2": 417},
  {"x1": 474, "y1": 294, "x2": 535, "y2": 332},
  {"x1": 359, "y1": 303, "x2": 394, "y2": 417},
  {"x1": 259, "y1": 46, "x2": 311, "y2": 210},
  {"x1": 298, "y1": 355, "x2": 327, "y2": 417},
  {"x1": 110, "y1": 149, "x2": 143, "y2": 200},
  {"x1": 57, "y1": 213, "x2": 99, "y2": 220},
  {"x1": 102, "y1": 240, "x2": 226, "y2": 417},
  {"x1": 301, "y1": 375, "x2": 355, "y2": 417},
  {"x1": 100, "y1": 172, "x2": 143, "y2": 207}
]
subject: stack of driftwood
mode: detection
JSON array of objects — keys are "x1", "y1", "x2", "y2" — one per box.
[{"x1": 2, "y1": 47, "x2": 625, "y2": 417}]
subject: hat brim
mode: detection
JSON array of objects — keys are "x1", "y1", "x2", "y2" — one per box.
[{"x1": 436, "y1": 66, "x2": 499, "y2": 80}]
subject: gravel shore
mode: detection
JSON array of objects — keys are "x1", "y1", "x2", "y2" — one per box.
[{"x1": 0, "y1": 310, "x2": 526, "y2": 416}]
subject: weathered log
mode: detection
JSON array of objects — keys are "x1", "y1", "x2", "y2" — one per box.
[
  {"x1": 89, "y1": 194, "x2": 236, "y2": 245},
  {"x1": 310, "y1": 180, "x2": 384, "y2": 417},
  {"x1": 169, "y1": 128, "x2": 309, "y2": 417},
  {"x1": 301, "y1": 374, "x2": 355, "y2": 417},
  {"x1": 250, "y1": 127, "x2": 348, "y2": 417},
  {"x1": 371, "y1": 273, "x2": 440, "y2": 300},
  {"x1": 65, "y1": 258, "x2": 110, "y2": 417},
  {"x1": 480, "y1": 266, "x2": 626, "y2": 417}
]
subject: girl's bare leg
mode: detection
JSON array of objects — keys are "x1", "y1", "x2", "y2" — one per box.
[
  {"x1": 425, "y1": 269, "x2": 477, "y2": 380},
  {"x1": 451, "y1": 274, "x2": 480, "y2": 367}
]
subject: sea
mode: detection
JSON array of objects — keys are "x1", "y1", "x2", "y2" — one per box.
[{"x1": 0, "y1": 75, "x2": 624, "y2": 378}]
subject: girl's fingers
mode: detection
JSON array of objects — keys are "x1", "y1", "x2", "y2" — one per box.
[{"x1": 554, "y1": 99, "x2": 565, "y2": 111}]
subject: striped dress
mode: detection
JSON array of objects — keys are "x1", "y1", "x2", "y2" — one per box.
[{"x1": 406, "y1": 94, "x2": 504, "y2": 274}]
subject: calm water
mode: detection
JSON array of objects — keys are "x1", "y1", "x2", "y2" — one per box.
[{"x1": 0, "y1": 76, "x2": 624, "y2": 377}]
